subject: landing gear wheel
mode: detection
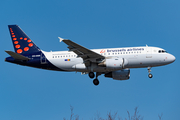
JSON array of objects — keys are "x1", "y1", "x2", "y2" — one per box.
[
  {"x1": 147, "y1": 67, "x2": 153, "y2": 78},
  {"x1": 148, "y1": 73, "x2": 153, "y2": 78},
  {"x1": 93, "y1": 79, "x2": 99, "y2": 86},
  {"x1": 89, "y1": 72, "x2": 95, "y2": 79}
]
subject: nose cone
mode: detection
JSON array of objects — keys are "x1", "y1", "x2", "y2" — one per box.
[{"x1": 169, "y1": 54, "x2": 176, "y2": 63}]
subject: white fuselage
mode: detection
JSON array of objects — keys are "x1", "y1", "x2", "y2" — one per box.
[{"x1": 42, "y1": 46, "x2": 175, "y2": 72}]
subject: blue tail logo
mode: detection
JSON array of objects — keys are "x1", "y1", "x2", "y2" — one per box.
[{"x1": 8, "y1": 25, "x2": 40, "y2": 55}]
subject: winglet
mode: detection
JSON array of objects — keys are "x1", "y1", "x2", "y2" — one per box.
[{"x1": 58, "y1": 37, "x2": 64, "y2": 42}]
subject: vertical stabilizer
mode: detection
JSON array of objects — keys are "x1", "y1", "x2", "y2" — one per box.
[{"x1": 8, "y1": 25, "x2": 41, "y2": 54}]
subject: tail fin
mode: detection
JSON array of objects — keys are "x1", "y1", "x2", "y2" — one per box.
[{"x1": 8, "y1": 25, "x2": 41, "y2": 55}]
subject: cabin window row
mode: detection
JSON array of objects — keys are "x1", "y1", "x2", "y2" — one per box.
[
  {"x1": 53, "y1": 55, "x2": 77, "y2": 58},
  {"x1": 101, "y1": 51, "x2": 142, "y2": 55},
  {"x1": 52, "y1": 51, "x2": 142, "y2": 58}
]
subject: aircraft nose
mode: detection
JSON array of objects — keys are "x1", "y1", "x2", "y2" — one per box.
[{"x1": 169, "y1": 54, "x2": 176, "y2": 63}]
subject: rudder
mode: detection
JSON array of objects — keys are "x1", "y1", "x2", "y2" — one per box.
[{"x1": 8, "y1": 25, "x2": 41, "y2": 55}]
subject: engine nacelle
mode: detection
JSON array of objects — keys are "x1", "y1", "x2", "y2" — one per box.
[
  {"x1": 99, "y1": 58, "x2": 128, "y2": 70},
  {"x1": 72, "y1": 63, "x2": 86, "y2": 70},
  {"x1": 104, "y1": 69, "x2": 130, "y2": 80}
]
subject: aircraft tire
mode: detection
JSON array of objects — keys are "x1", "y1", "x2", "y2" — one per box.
[
  {"x1": 93, "y1": 79, "x2": 99, "y2": 86},
  {"x1": 89, "y1": 72, "x2": 95, "y2": 79},
  {"x1": 148, "y1": 73, "x2": 153, "y2": 78}
]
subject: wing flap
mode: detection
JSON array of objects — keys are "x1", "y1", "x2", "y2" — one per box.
[{"x1": 5, "y1": 50, "x2": 30, "y2": 61}]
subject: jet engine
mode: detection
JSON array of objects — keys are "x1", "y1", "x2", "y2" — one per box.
[
  {"x1": 98, "y1": 58, "x2": 128, "y2": 70},
  {"x1": 104, "y1": 69, "x2": 130, "y2": 80}
]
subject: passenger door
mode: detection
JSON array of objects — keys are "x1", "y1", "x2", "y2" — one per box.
[{"x1": 146, "y1": 47, "x2": 152, "y2": 58}]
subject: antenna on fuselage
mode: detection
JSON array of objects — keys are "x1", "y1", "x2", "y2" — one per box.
[{"x1": 146, "y1": 44, "x2": 148, "y2": 47}]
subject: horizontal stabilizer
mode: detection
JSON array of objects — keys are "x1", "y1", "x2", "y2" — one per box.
[{"x1": 5, "y1": 50, "x2": 30, "y2": 61}]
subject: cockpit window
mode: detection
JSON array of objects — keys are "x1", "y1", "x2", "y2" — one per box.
[
  {"x1": 159, "y1": 50, "x2": 167, "y2": 53},
  {"x1": 162, "y1": 50, "x2": 167, "y2": 53}
]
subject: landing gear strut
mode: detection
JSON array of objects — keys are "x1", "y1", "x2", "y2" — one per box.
[
  {"x1": 147, "y1": 67, "x2": 153, "y2": 78},
  {"x1": 93, "y1": 72, "x2": 101, "y2": 86}
]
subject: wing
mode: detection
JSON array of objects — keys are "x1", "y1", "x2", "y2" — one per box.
[{"x1": 59, "y1": 38, "x2": 104, "y2": 65}]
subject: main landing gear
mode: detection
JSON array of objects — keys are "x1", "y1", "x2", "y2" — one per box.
[
  {"x1": 147, "y1": 67, "x2": 153, "y2": 78},
  {"x1": 89, "y1": 72, "x2": 101, "y2": 86},
  {"x1": 93, "y1": 79, "x2": 99, "y2": 86},
  {"x1": 89, "y1": 72, "x2": 95, "y2": 78}
]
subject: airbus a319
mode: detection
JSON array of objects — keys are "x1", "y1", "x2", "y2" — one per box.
[{"x1": 5, "y1": 25, "x2": 176, "y2": 85}]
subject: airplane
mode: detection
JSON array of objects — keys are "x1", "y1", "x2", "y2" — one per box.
[{"x1": 5, "y1": 25, "x2": 176, "y2": 86}]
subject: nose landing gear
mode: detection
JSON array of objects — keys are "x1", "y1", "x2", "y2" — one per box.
[
  {"x1": 148, "y1": 67, "x2": 153, "y2": 78},
  {"x1": 148, "y1": 73, "x2": 153, "y2": 78}
]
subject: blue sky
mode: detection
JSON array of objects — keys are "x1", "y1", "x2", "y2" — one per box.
[{"x1": 0, "y1": 0, "x2": 179, "y2": 120}]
